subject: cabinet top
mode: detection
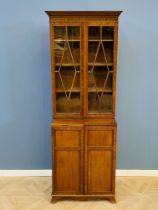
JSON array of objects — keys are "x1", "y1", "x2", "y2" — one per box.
[{"x1": 45, "y1": 11, "x2": 122, "y2": 18}]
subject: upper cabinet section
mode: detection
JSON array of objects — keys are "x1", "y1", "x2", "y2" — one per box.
[{"x1": 46, "y1": 11, "x2": 122, "y2": 118}]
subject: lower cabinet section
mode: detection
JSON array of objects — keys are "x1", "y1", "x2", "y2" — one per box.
[{"x1": 52, "y1": 124, "x2": 116, "y2": 200}]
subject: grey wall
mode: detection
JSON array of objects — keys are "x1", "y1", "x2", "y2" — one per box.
[{"x1": 0, "y1": 0, "x2": 158, "y2": 169}]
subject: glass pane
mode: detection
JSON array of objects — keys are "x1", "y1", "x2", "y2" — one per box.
[
  {"x1": 88, "y1": 26, "x2": 100, "y2": 40},
  {"x1": 54, "y1": 41, "x2": 80, "y2": 65},
  {"x1": 88, "y1": 26, "x2": 114, "y2": 113},
  {"x1": 56, "y1": 93, "x2": 80, "y2": 113},
  {"x1": 68, "y1": 26, "x2": 80, "y2": 40},
  {"x1": 88, "y1": 93, "x2": 112, "y2": 113},
  {"x1": 88, "y1": 41, "x2": 113, "y2": 66},
  {"x1": 88, "y1": 26, "x2": 114, "y2": 40},
  {"x1": 102, "y1": 26, "x2": 114, "y2": 40},
  {"x1": 55, "y1": 71, "x2": 80, "y2": 92},
  {"x1": 54, "y1": 26, "x2": 66, "y2": 40},
  {"x1": 54, "y1": 26, "x2": 80, "y2": 40},
  {"x1": 54, "y1": 26, "x2": 80, "y2": 113}
]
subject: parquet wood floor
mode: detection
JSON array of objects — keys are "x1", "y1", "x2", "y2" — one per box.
[{"x1": 0, "y1": 176, "x2": 158, "y2": 210}]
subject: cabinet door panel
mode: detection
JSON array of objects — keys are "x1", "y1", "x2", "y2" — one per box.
[
  {"x1": 52, "y1": 126, "x2": 83, "y2": 194},
  {"x1": 88, "y1": 130, "x2": 113, "y2": 146},
  {"x1": 84, "y1": 22, "x2": 118, "y2": 118},
  {"x1": 52, "y1": 23, "x2": 83, "y2": 117},
  {"x1": 56, "y1": 150, "x2": 80, "y2": 192},
  {"x1": 87, "y1": 26, "x2": 114, "y2": 115},
  {"x1": 55, "y1": 130, "x2": 80, "y2": 147},
  {"x1": 88, "y1": 150, "x2": 112, "y2": 193},
  {"x1": 85, "y1": 126, "x2": 116, "y2": 194}
]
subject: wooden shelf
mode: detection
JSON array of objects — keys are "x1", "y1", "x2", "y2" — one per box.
[
  {"x1": 88, "y1": 88, "x2": 112, "y2": 93},
  {"x1": 88, "y1": 62, "x2": 113, "y2": 66},
  {"x1": 55, "y1": 63, "x2": 113, "y2": 66},
  {"x1": 54, "y1": 39, "x2": 113, "y2": 42},
  {"x1": 56, "y1": 88, "x2": 80, "y2": 93},
  {"x1": 55, "y1": 63, "x2": 80, "y2": 66},
  {"x1": 55, "y1": 70, "x2": 80, "y2": 73},
  {"x1": 56, "y1": 88, "x2": 112, "y2": 93},
  {"x1": 88, "y1": 70, "x2": 113, "y2": 73},
  {"x1": 54, "y1": 39, "x2": 80, "y2": 42},
  {"x1": 88, "y1": 109, "x2": 112, "y2": 114},
  {"x1": 88, "y1": 39, "x2": 114, "y2": 42}
]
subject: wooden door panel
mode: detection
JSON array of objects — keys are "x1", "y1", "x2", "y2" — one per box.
[
  {"x1": 85, "y1": 126, "x2": 116, "y2": 194},
  {"x1": 55, "y1": 130, "x2": 80, "y2": 147},
  {"x1": 88, "y1": 150, "x2": 112, "y2": 193},
  {"x1": 52, "y1": 125, "x2": 83, "y2": 194},
  {"x1": 88, "y1": 130, "x2": 113, "y2": 146},
  {"x1": 56, "y1": 151, "x2": 80, "y2": 192}
]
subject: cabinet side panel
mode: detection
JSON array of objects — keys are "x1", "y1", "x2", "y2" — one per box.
[{"x1": 112, "y1": 24, "x2": 118, "y2": 115}]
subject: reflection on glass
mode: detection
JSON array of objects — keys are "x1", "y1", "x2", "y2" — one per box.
[
  {"x1": 68, "y1": 26, "x2": 80, "y2": 40},
  {"x1": 54, "y1": 26, "x2": 80, "y2": 40},
  {"x1": 56, "y1": 93, "x2": 80, "y2": 113},
  {"x1": 88, "y1": 41, "x2": 113, "y2": 65},
  {"x1": 88, "y1": 93, "x2": 112, "y2": 113},
  {"x1": 55, "y1": 41, "x2": 80, "y2": 64},
  {"x1": 54, "y1": 26, "x2": 66, "y2": 40},
  {"x1": 55, "y1": 71, "x2": 80, "y2": 92},
  {"x1": 88, "y1": 26, "x2": 114, "y2": 40}
]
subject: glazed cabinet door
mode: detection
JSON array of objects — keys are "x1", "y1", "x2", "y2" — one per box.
[
  {"x1": 52, "y1": 125, "x2": 83, "y2": 195},
  {"x1": 50, "y1": 23, "x2": 83, "y2": 118},
  {"x1": 85, "y1": 22, "x2": 118, "y2": 118},
  {"x1": 85, "y1": 126, "x2": 116, "y2": 194}
]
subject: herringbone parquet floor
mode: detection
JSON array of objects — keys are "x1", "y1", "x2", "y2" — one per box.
[{"x1": 0, "y1": 176, "x2": 158, "y2": 210}]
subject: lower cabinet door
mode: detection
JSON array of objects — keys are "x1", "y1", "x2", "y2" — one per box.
[
  {"x1": 52, "y1": 125, "x2": 83, "y2": 195},
  {"x1": 85, "y1": 126, "x2": 116, "y2": 195}
]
